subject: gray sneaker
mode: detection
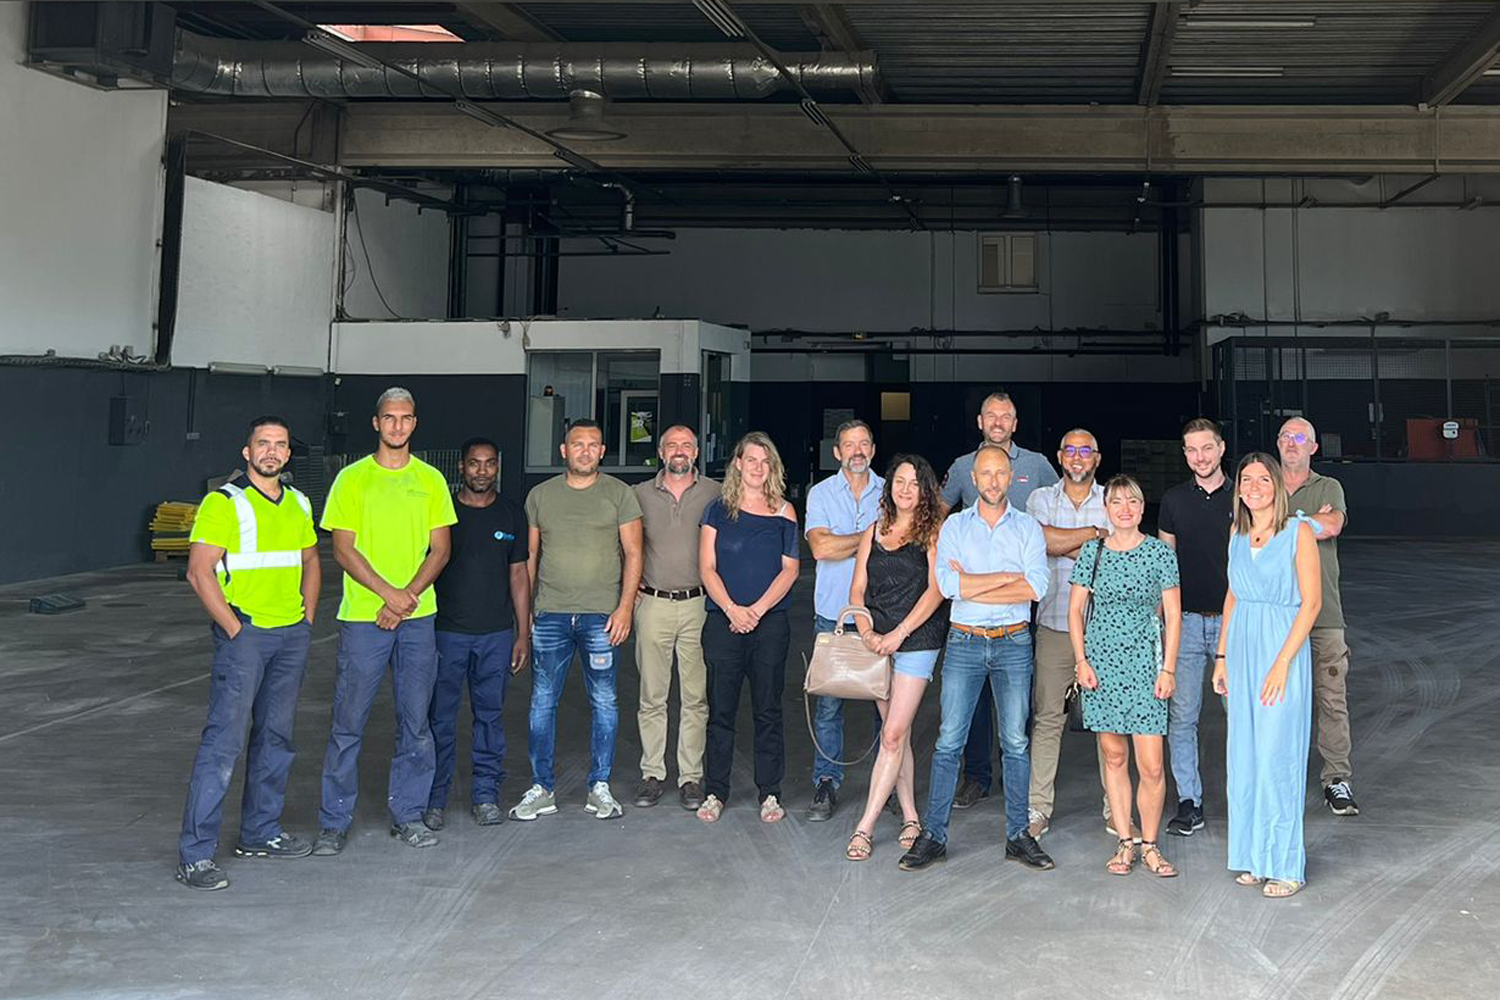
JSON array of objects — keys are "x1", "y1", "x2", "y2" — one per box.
[
  {"x1": 422, "y1": 808, "x2": 445, "y2": 831},
  {"x1": 234, "y1": 832, "x2": 313, "y2": 859},
  {"x1": 390, "y1": 822, "x2": 439, "y2": 848},
  {"x1": 509, "y1": 784, "x2": 558, "y2": 821},
  {"x1": 310, "y1": 828, "x2": 347, "y2": 856},
  {"x1": 585, "y1": 781, "x2": 624, "y2": 820},
  {"x1": 471, "y1": 802, "x2": 503, "y2": 826},
  {"x1": 175, "y1": 858, "x2": 229, "y2": 891}
]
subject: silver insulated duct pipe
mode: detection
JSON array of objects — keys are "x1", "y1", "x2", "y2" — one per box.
[{"x1": 169, "y1": 35, "x2": 880, "y2": 100}]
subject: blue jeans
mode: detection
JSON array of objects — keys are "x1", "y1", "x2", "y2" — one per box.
[
  {"x1": 925, "y1": 626, "x2": 1035, "y2": 843},
  {"x1": 179, "y1": 616, "x2": 310, "y2": 864},
  {"x1": 318, "y1": 618, "x2": 439, "y2": 830},
  {"x1": 810, "y1": 614, "x2": 882, "y2": 788},
  {"x1": 1168, "y1": 612, "x2": 1221, "y2": 807},
  {"x1": 528, "y1": 612, "x2": 618, "y2": 791},
  {"x1": 429, "y1": 628, "x2": 513, "y2": 809}
]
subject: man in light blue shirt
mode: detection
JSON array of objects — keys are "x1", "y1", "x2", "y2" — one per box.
[
  {"x1": 803, "y1": 419, "x2": 883, "y2": 821},
  {"x1": 899, "y1": 444, "x2": 1055, "y2": 872},
  {"x1": 940, "y1": 391, "x2": 1060, "y2": 809}
]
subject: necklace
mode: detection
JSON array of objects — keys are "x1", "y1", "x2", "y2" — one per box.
[{"x1": 1250, "y1": 523, "x2": 1273, "y2": 546}]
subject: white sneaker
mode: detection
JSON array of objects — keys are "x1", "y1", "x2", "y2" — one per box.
[
  {"x1": 509, "y1": 784, "x2": 557, "y2": 821},
  {"x1": 1027, "y1": 807, "x2": 1050, "y2": 839},
  {"x1": 585, "y1": 781, "x2": 623, "y2": 819}
]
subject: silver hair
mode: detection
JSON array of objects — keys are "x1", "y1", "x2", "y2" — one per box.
[
  {"x1": 1057, "y1": 427, "x2": 1098, "y2": 450},
  {"x1": 1280, "y1": 415, "x2": 1317, "y2": 441},
  {"x1": 376, "y1": 386, "x2": 416, "y2": 414}
]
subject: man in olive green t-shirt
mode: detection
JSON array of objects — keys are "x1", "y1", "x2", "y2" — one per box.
[
  {"x1": 1278, "y1": 417, "x2": 1359, "y2": 817},
  {"x1": 509, "y1": 419, "x2": 643, "y2": 823},
  {"x1": 312, "y1": 387, "x2": 457, "y2": 856}
]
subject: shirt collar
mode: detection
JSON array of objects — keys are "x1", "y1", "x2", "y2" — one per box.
[
  {"x1": 654, "y1": 469, "x2": 699, "y2": 492},
  {"x1": 836, "y1": 469, "x2": 882, "y2": 498},
  {"x1": 960, "y1": 501, "x2": 1017, "y2": 527}
]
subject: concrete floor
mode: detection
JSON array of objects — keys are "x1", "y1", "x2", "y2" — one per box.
[{"x1": 2, "y1": 539, "x2": 1497, "y2": 1000}]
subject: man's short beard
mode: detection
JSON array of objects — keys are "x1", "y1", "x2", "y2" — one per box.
[
  {"x1": 1065, "y1": 467, "x2": 1092, "y2": 484},
  {"x1": 463, "y1": 476, "x2": 494, "y2": 493},
  {"x1": 667, "y1": 457, "x2": 692, "y2": 474},
  {"x1": 252, "y1": 459, "x2": 285, "y2": 478}
]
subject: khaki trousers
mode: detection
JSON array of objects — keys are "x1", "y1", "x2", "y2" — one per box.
[
  {"x1": 1029, "y1": 625, "x2": 1108, "y2": 819},
  {"x1": 634, "y1": 593, "x2": 709, "y2": 785},
  {"x1": 1310, "y1": 626, "x2": 1353, "y2": 785}
]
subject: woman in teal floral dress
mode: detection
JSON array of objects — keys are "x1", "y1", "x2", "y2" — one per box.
[{"x1": 1068, "y1": 475, "x2": 1182, "y2": 878}]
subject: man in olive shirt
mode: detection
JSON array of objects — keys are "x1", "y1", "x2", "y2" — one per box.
[
  {"x1": 511, "y1": 419, "x2": 644, "y2": 823},
  {"x1": 632, "y1": 425, "x2": 718, "y2": 811},
  {"x1": 1278, "y1": 417, "x2": 1359, "y2": 816}
]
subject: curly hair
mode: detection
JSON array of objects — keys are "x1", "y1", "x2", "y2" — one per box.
[
  {"x1": 877, "y1": 454, "x2": 943, "y2": 549},
  {"x1": 720, "y1": 431, "x2": 787, "y2": 520}
]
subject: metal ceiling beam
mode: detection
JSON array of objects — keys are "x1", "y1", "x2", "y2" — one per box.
[
  {"x1": 454, "y1": 3, "x2": 562, "y2": 42},
  {"x1": 319, "y1": 103, "x2": 1500, "y2": 175},
  {"x1": 796, "y1": 4, "x2": 885, "y2": 103},
  {"x1": 1136, "y1": 2, "x2": 1182, "y2": 107},
  {"x1": 1416, "y1": 6, "x2": 1500, "y2": 108}
]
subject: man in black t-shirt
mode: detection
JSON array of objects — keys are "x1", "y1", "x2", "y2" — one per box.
[
  {"x1": 1157, "y1": 418, "x2": 1234, "y2": 838},
  {"x1": 423, "y1": 437, "x2": 531, "y2": 829}
]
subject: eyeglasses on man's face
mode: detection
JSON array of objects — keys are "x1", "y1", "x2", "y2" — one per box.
[
  {"x1": 1279, "y1": 431, "x2": 1311, "y2": 446},
  {"x1": 1061, "y1": 445, "x2": 1094, "y2": 458}
]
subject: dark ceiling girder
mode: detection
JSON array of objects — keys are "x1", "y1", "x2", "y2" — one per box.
[
  {"x1": 796, "y1": 4, "x2": 885, "y2": 104},
  {"x1": 1136, "y1": 2, "x2": 1182, "y2": 107},
  {"x1": 1417, "y1": 5, "x2": 1500, "y2": 108},
  {"x1": 455, "y1": 3, "x2": 562, "y2": 42}
]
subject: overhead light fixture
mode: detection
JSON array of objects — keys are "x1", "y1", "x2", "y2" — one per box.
[
  {"x1": 1484, "y1": 67, "x2": 1500, "y2": 77},
  {"x1": 545, "y1": 90, "x2": 627, "y2": 142},
  {"x1": 1171, "y1": 66, "x2": 1285, "y2": 78},
  {"x1": 1182, "y1": 18, "x2": 1316, "y2": 29},
  {"x1": 302, "y1": 29, "x2": 387, "y2": 70},
  {"x1": 454, "y1": 99, "x2": 511, "y2": 129},
  {"x1": 271, "y1": 365, "x2": 324, "y2": 378},
  {"x1": 1001, "y1": 175, "x2": 1029, "y2": 219},
  {"x1": 208, "y1": 362, "x2": 269, "y2": 376},
  {"x1": 692, "y1": 0, "x2": 747, "y2": 38}
]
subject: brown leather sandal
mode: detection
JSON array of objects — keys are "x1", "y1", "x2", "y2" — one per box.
[
  {"x1": 1106, "y1": 838, "x2": 1135, "y2": 875},
  {"x1": 1140, "y1": 841, "x2": 1178, "y2": 878},
  {"x1": 897, "y1": 820, "x2": 922, "y2": 850},
  {"x1": 845, "y1": 830, "x2": 873, "y2": 862}
]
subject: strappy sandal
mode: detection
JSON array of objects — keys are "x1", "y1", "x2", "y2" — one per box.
[
  {"x1": 1235, "y1": 872, "x2": 1266, "y2": 887},
  {"x1": 696, "y1": 795, "x2": 723, "y2": 824},
  {"x1": 1106, "y1": 838, "x2": 1136, "y2": 876},
  {"x1": 897, "y1": 820, "x2": 922, "y2": 850},
  {"x1": 1263, "y1": 879, "x2": 1303, "y2": 898},
  {"x1": 845, "y1": 830, "x2": 873, "y2": 862},
  {"x1": 1140, "y1": 841, "x2": 1178, "y2": 878}
]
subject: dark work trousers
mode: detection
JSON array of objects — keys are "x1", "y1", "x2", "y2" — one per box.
[
  {"x1": 428, "y1": 628, "x2": 514, "y2": 810},
  {"x1": 318, "y1": 617, "x2": 439, "y2": 830},
  {"x1": 702, "y1": 609, "x2": 790, "y2": 805},
  {"x1": 179, "y1": 616, "x2": 311, "y2": 864}
]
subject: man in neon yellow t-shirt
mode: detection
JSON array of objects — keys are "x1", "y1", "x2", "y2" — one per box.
[
  {"x1": 311, "y1": 387, "x2": 456, "y2": 855},
  {"x1": 177, "y1": 415, "x2": 321, "y2": 891}
]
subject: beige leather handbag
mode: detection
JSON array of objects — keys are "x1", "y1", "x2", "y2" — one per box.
[{"x1": 803, "y1": 605, "x2": 893, "y2": 766}]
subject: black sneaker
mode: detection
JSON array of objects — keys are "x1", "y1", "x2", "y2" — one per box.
[
  {"x1": 391, "y1": 822, "x2": 439, "y2": 848},
  {"x1": 422, "y1": 808, "x2": 446, "y2": 831},
  {"x1": 310, "y1": 828, "x2": 347, "y2": 856},
  {"x1": 1166, "y1": 799, "x2": 1205, "y2": 837},
  {"x1": 1005, "y1": 832, "x2": 1056, "y2": 870},
  {"x1": 679, "y1": 781, "x2": 704, "y2": 811},
  {"x1": 233, "y1": 832, "x2": 313, "y2": 858},
  {"x1": 806, "y1": 779, "x2": 837, "y2": 822},
  {"x1": 897, "y1": 832, "x2": 947, "y2": 871},
  {"x1": 953, "y1": 775, "x2": 990, "y2": 810},
  {"x1": 175, "y1": 858, "x2": 230, "y2": 891},
  {"x1": 634, "y1": 777, "x2": 664, "y2": 808},
  {"x1": 1325, "y1": 780, "x2": 1360, "y2": 816},
  {"x1": 471, "y1": 802, "x2": 503, "y2": 826}
]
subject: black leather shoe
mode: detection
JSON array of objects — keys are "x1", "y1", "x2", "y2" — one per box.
[
  {"x1": 679, "y1": 781, "x2": 704, "y2": 811},
  {"x1": 310, "y1": 828, "x2": 347, "y2": 856},
  {"x1": 953, "y1": 776, "x2": 990, "y2": 810},
  {"x1": 421, "y1": 807, "x2": 445, "y2": 831},
  {"x1": 898, "y1": 832, "x2": 947, "y2": 871},
  {"x1": 806, "y1": 779, "x2": 837, "y2": 822},
  {"x1": 634, "y1": 777, "x2": 664, "y2": 808},
  {"x1": 1005, "y1": 832, "x2": 1055, "y2": 870}
]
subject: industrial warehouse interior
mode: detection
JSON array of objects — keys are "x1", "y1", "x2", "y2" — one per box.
[{"x1": 3, "y1": 1, "x2": 1499, "y2": 998}]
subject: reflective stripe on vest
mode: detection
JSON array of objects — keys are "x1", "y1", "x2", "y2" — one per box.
[{"x1": 214, "y1": 482, "x2": 308, "y2": 577}]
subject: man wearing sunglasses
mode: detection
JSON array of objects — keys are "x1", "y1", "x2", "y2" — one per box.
[
  {"x1": 1277, "y1": 417, "x2": 1358, "y2": 817},
  {"x1": 1021, "y1": 429, "x2": 1111, "y2": 840}
]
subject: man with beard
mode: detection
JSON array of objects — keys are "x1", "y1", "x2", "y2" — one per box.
[
  {"x1": 1022, "y1": 428, "x2": 1112, "y2": 840},
  {"x1": 804, "y1": 419, "x2": 883, "y2": 822},
  {"x1": 901, "y1": 444, "x2": 1053, "y2": 871},
  {"x1": 631, "y1": 426, "x2": 718, "y2": 810},
  {"x1": 940, "y1": 392, "x2": 1059, "y2": 811},
  {"x1": 312, "y1": 387, "x2": 456, "y2": 856},
  {"x1": 177, "y1": 416, "x2": 321, "y2": 890},
  {"x1": 421, "y1": 437, "x2": 531, "y2": 831},
  {"x1": 1158, "y1": 417, "x2": 1234, "y2": 837},
  {"x1": 510, "y1": 419, "x2": 643, "y2": 822}
]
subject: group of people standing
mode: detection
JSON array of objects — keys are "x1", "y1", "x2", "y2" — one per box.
[{"x1": 175, "y1": 386, "x2": 1356, "y2": 904}]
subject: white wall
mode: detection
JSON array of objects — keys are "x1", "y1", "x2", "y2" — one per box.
[
  {"x1": 0, "y1": 4, "x2": 167, "y2": 357},
  {"x1": 557, "y1": 228, "x2": 1161, "y2": 333},
  {"x1": 342, "y1": 188, "x2": 451, "y2": 320},
  {"x1": 174, "y1": 178, "x2": 336, "y2": 371}
]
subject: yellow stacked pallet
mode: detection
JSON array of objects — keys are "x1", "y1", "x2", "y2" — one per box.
[{"x1": 150, "y1": 501, "x2": 198, "y2": 559}]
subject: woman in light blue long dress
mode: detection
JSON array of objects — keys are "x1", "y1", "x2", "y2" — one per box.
[{"x1": 1212, "y1": 453, "x2": 1323, "y2": 899}]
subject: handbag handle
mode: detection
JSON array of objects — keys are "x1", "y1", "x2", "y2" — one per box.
[
  {"x1": 832, "y1": 605, "x2": 875, "y2": 635},
  {"x1": 801, "y1": 653, "x2": 882, "y2": 767}
]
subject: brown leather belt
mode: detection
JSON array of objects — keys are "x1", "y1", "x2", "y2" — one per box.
[
  {"x1": 951, "y1": 621, "x2": 1029, "y2": 639},
  {"x1": 640, "y1": 585, "x2": 705, "y2": 601}
]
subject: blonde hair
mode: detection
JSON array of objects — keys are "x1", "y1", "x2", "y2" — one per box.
[
  {"x1": 720, "y1": 431, "x2": 787, "y2": 519},
  {"x1": 1103, "y1": 474, "x2": 1144, "y2": 506},
  {"x1": 1232, "y1": 452, "x2": 1290, "y2": 536}
]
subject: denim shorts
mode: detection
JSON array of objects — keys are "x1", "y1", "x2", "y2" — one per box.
[{"x1": 892, "y1": 648, "x2": 940, "y2": 681}]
